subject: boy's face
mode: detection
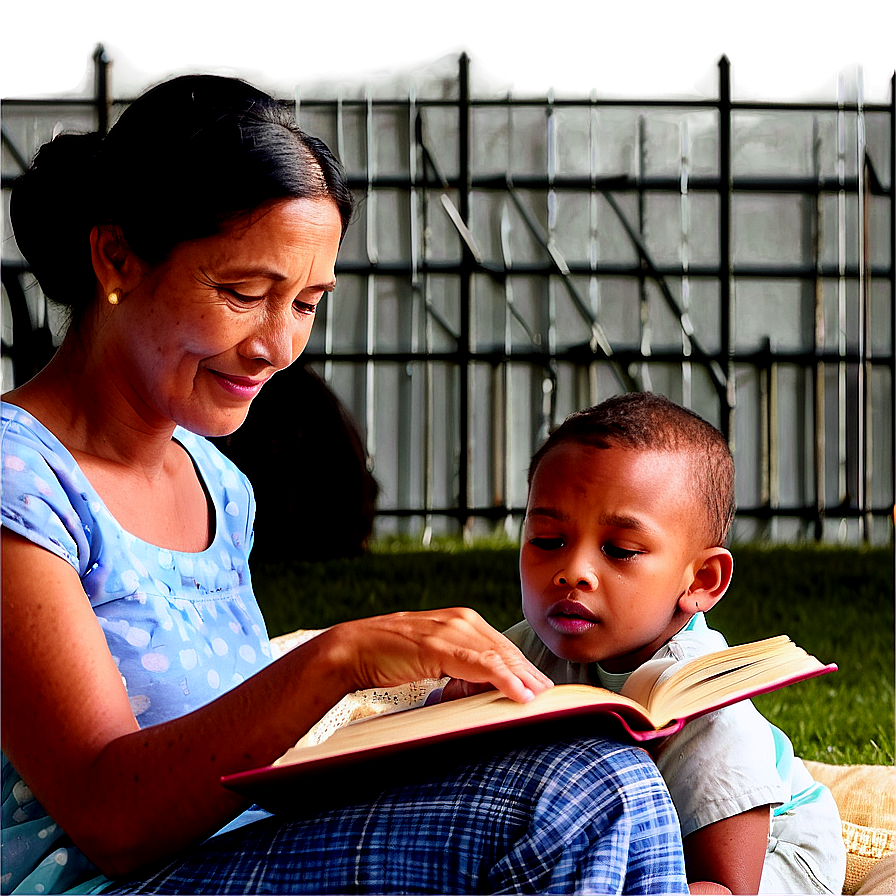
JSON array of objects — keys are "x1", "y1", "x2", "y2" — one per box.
[{"x1": 520, "y1": 441, "x2": 711, "y2": 673}]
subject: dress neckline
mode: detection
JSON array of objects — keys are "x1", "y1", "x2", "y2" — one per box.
[{"x1": 2, "y1": 400, "x2": 220, "y2": 556}]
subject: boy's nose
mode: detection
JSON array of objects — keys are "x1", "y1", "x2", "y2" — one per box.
[{"x1": 553, "y1": 568, "x2": 598, "y2": 590}]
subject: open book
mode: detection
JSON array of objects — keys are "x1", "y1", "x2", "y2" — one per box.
[{"x1": 221, "y1": 635, "x2": 836, "y2": 812}]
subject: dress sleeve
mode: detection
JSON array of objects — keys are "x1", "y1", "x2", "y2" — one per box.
[{"x1": 1, "y1": 417, "x2": 93, "y2": 574}]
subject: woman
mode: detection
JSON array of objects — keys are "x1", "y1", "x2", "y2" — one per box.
[{"x1": 1, "y1": 74, "x2": 689, "y2": 895}]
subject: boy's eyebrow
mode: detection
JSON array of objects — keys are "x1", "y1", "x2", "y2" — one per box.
[
  {"x1": 527, "y1": 507, "x2": 659, "y2": 535},
  {"x1": 525, "y1": 507, "x2": 570, "y2": 522},
  {"x1": 600, "y1": 512, "x2": 655, "y2": 533}
]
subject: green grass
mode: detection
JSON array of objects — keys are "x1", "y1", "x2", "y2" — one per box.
[{"x1": 251, "y1": 540, "x2": 894, "y2": 766}]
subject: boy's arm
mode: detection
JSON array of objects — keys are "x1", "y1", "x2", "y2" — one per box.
[{"x1": 682, "y1": 805, "x2": 772, "y2": 895}]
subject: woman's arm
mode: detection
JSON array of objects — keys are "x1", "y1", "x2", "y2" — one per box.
[
  {"x1": 682, "y1": 805, "x2": 772, "y2": 895},
  {"x1": 1, "y1": 530, "x2": 551, "y2": 879}
]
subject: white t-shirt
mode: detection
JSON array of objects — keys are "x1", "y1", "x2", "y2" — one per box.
[{"x1": 505, "y1": 613, "x2": 846, "y2": 894}]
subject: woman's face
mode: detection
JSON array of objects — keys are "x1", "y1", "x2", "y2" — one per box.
[{"x1": 110, "y1": 197, "x2": 343, "y2": 437}]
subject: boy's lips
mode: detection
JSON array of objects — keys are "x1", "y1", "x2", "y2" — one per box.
[{"x1": 547, "y1": 598, "x2": 599, "y2": 635}]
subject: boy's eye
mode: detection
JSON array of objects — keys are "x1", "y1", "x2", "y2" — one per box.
[
  {"x1": 602, "y1": 543, "x2": 640, "y2": 560},
  {"x1": 530, "y1": 537, "x2": 565, "y2": 551}
]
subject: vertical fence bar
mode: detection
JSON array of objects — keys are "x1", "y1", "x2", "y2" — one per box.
[
  {"x1": 588, "y1": 91, "x2": 601, "y2": 406},
  {"x1": 680, "y1": 118, "x2": 693, "y2": 408},
  {"x1": 637, "y1": 115, "x2": 652, "y2": 390},
  {"x1": 759, "y1": 336, "x2": 780, "y2": 538},
  {"x1": 855, "y1": 73, "x2": 869, "y2": 540},
  {"x1": 324, "y1": 91, "x2": 343, "y2": 384},
  {"x1": 545, "y1": 89, "x2": 558, "y2": 429},
  {"x1": 93, "y1": 44, "x2": 110, "y2": 134},
  {"x1": 409, "y1": 90, "x2": 433, "y2": 544},
  {"x1": 719, "y1": 56, "x2": 734, "y2": 443},
  {"x1": 836, "y1": 77, "x2": 848, "y2": 520},
  {"x1": 891, "y1": 74, "x2": 896, "y2": 538},
  {"x1": 322, "y1": 90, "x2": 345, "y2": 385},
  {"x1": 812, "y1": 116, "x2": 826, "y2": 540},
  {"x1": 458, "y1": 53, "x2": 472, "y2": 533},
  {"x1": 364, "y1": 88, "x2": 378, "y2": 518},
  {"x1": 500, "y1": 93, "x2": 517, "y2": 532},
  {"x1": 412, "y1": 110, "x2": 435, "y2": 545}
]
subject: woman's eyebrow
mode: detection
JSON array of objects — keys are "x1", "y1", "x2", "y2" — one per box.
[{"x1": 211, "y1": 267, "x2": 337, "y2": 292}]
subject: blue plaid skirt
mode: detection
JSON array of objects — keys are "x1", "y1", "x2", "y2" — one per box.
[{"x1": 104, "y1": 736, "x2": 687, "y2": 894}]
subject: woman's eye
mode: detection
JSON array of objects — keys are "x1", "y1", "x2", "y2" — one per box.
[
  {"x1": 226, "y1": 289, "x2": 264, "y2": 303},
  {"x1": 603, "y1": 543, "x2": 639, "y2": 560},
  {"x1": 530, "y1": 537, "x2": 564, "y2": 550},
  {"x1": 294, "y1": 300, "x2": 319, "y2": 317}
]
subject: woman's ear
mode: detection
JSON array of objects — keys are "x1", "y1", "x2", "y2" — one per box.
[
  {"x1": 90, "y1": 225, "x2": 144, "y2": 297},
  {"x1": 678, "y1": 547, "x2": 734, "y2": 616}
]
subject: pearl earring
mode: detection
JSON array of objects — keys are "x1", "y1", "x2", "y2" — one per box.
[{"x1": 107, "y1": 288, "x2": 122, "y2": 305}]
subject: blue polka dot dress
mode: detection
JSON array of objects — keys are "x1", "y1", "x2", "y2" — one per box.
[{"x1": 1, "y1": 402, "x2": 274, "y2": 893}]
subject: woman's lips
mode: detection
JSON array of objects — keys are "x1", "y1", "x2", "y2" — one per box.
[
  {"x1": 547, "y1": 599, "x2": 599, "y2": 635},
  {"x1": 210, "y1": 371, "x2": 269, "y2": 399}
]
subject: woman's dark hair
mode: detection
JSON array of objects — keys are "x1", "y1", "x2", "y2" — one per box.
[{"x1": 10, "y1": 74, "x2": 354, "y2": 316}]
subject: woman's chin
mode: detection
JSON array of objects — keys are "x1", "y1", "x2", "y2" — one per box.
[{"x1": 177, "y1": 407, "x2": 252, "y2": 439}]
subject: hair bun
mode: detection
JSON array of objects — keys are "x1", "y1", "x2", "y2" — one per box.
[{"x1": 10, "y1": 131, "x2": 105, "y2": 307}]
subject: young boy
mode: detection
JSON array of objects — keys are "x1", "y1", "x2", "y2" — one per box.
[{"x1": 449, "y1": 392, "x2": 845, "y2": 895}]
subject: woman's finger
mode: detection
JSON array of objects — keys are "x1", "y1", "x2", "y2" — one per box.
[{"x1": 334, "y1": 608, "x2": 553, "y2": 701}]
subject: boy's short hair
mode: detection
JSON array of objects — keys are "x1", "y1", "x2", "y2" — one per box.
[{"x1": 528, "y1": 392, "x2": 735, "y2": 547}]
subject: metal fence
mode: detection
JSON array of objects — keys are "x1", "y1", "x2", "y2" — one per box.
[{"x1": 2, "y1": 47, "x2": 894, "y2": 544}]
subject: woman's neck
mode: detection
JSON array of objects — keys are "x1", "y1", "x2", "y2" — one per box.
[{"x1": 4, "y1": 334, "x2": 177, "y2": 478}]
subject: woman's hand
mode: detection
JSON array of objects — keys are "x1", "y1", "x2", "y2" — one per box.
[{"x1": 326, "y1": 608, "x2": 553, "y2": 704}]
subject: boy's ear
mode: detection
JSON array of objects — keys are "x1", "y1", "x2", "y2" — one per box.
[
  {"x1": 90, "y1": 225, "x2": 145, "y2": 298},
  {"x1": 678, "y1": 547, "x2": 733, "y2": 616}
]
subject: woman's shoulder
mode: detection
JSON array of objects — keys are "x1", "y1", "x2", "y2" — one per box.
[
  {"x1": 2, "y1": 400, "x2": 69, "y2": 453},
  {"x1": 1, "y1": 401, "x2": 93, "y2": 570},
  {"x1": 1, "y1": 400, "x2": 83, "y2": 488}
]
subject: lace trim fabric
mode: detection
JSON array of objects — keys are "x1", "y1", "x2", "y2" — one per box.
[{"x1": 269, "y1": 629, "x2": 445, "y2": 749}]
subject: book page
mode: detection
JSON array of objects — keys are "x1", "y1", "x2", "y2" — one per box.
[
  {"x1": 619, "y1": 657, "x2": 678, "y2": 708},
  {"x1": 649, "y1": 639, "x2": 827, "y2": 722},
  {"x1": 273, "y1": 683, "x2": 655, "y2": 770},
  {"x1": 648, "y1": 636, "x2": 793, "y2": 704}
]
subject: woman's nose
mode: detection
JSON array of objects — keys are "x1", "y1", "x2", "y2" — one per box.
[{"x1": 243, "y1": 309, "x2": 304, "y2": 370}]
